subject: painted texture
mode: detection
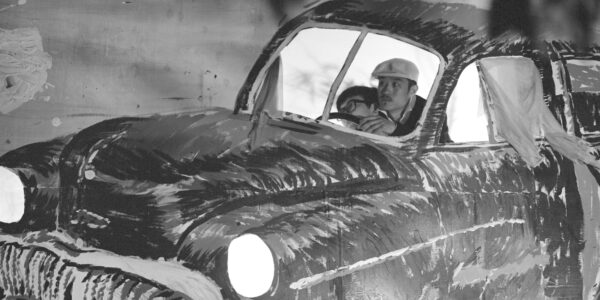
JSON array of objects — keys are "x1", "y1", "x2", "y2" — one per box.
[
  {"x1": 1, "y1": 0, "x2": 600, "y2": 299},
  {"x1": 0, "y1": 232, "x2": 221, "y2": 299},
  {"x1": 0, "y1": 136, "x2": 68, "y2": 233},
  {"x1": 0, "y1": 106, "x2": 579, "y2": 299}
]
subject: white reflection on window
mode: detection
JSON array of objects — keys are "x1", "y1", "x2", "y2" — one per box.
[
  {"x1": 446, "y1": 63, "x2": 489, "y2": 143},
  {"x1": 280, "y1": 28, "x2": 359, "y2": 118}
]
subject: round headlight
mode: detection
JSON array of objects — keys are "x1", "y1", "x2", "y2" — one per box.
[
  {"x1": 227, "y1": 233, "x2": 275, "y2": 298},
  {"x1": 0, "y1": 167, "x2": 25, "y2": 223}
]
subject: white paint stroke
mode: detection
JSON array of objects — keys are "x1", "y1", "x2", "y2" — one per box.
[
  {"x1": 422, "y1": 0, "x2": 492, "y2": 10},
  {"x1": 452, "y1": 253, "x2": 548, "y2": 287},
  {"x1": 289, "y1": 218, "x2": 526, "y2": 290},
  {"x1": 0, "y1": 4, "x2": 16, "y2": 12}
]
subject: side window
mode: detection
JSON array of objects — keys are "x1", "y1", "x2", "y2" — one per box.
[
  {"x1": 444, "y1": 63, "x2": 490, "y2": 143},
  {"x1": 443, "y1": 56, "x2": 543, "y2": 145},
  {"x1": 563, "y1": 59, "x2": 600, "y2": 134}
]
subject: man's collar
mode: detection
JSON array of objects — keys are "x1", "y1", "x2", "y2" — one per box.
[
  {"x1": 398, "y1": 95, "x2": 417, "y2": 124},
  {"x1": 381, "y1": 95, "x2": 417, "y2": 124}
]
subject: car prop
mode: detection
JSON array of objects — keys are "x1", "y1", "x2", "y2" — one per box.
[{"x1": 2, "y1": 0, "x2": 600, "y2": 299}]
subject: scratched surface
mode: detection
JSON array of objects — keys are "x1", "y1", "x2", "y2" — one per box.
[
  {"x1": 2, "y1": 0, "x2": 600, "y2": 299},
  {"x1": 0, "y1": 106, "x2": 595, "y2": 299}
]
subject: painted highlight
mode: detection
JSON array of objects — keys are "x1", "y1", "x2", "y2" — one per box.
[
  {"x1": 290, "y1": 218, "x2": 526, "y2": 290},
  {"x1": 227, "y1": 234, "x2": 275, "y2": 298}
]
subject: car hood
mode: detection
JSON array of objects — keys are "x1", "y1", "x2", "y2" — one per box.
[{"x1": 57, "y1": 107, "x2": 421, "y2": 254}]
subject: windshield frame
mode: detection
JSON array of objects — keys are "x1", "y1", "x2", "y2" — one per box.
[{"x1": 236, "y1": 20, "x2": 447, "y2": 143}]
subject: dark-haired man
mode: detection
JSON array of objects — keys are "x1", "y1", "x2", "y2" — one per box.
[{"x1": 336, "y1": 86, "x2": 378, "y2": 118}]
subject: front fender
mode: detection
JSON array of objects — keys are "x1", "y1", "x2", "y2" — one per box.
[
  {"x1": 0, "y1": 136, "x2": 71, "y2": 232},
  {"x1": 179, "y1": 189, "x2": 539, "y2": 300}
]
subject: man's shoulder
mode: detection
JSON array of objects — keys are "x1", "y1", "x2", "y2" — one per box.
[{"x1": 413, "y1": 95, "x2": 427, "y2": 113}]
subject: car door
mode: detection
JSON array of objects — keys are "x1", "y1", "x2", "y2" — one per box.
[{"x1": 416, "y1": 56, "x2": 585, "y2": 298}]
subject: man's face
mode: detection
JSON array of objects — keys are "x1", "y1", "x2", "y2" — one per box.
[
  {"x1": 339, "y1": 95, "x2": 375, "y2": 117},
  {"x1": 377, "y1": 77, "x2": 415, "y2": 112}
]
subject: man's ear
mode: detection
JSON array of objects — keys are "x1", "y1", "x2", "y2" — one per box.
[{"x1": 409, "y1": 84, "x2": 418, "y2": 97}]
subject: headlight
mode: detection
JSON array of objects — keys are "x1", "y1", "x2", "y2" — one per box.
[
  {"x1": 0, "y1": 167, "x2": 25, "y2": 223},
  {"x1": 227, "y1": 233, "x2": 275, "y2": 298}
]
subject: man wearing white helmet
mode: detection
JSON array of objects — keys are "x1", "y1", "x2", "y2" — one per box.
[{"x1": 357, "y1": 58, "x2": 426, "y2": 137}]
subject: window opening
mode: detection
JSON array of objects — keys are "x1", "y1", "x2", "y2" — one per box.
[
  {"x1": 564, "y1": 59, "x2": 600, "y2": 133},
  {"x1": 444, "y1": 62, "x2": 491, "y2": 143},
  {"x1": 334, "y1": 33, "x2": 440, "y2": 107},
  {"x1": 279, "y1": 28, "x2": 360, "y2": 118},
  {"x1": 321, "y1": 30, "x2": 367, "y2": 121}
]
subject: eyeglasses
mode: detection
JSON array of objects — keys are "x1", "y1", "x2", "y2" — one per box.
[{"x1": 339, "y1": 98, "x2": 367, "y2": 114}]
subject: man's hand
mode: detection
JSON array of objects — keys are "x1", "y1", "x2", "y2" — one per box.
[{"x1": 358, "y1": 115, "x2": 397, "y2": 135}]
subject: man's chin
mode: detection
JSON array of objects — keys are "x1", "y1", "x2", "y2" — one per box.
[{"x1": 379, "y1": 101, "x2": 392, "y2": 110}]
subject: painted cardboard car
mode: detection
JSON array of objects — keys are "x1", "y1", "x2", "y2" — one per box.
[{"x1": 2, "y1": 0, "x2": 600, "y2": 299}]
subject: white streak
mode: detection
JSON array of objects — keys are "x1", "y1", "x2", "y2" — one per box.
[{"x1": 290, "y1": 218, "x2": 525, "y2": 290}]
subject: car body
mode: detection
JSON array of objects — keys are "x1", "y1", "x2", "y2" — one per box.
[{"x1": 2, "y1": 0, "x2": 600, "y2": 299}]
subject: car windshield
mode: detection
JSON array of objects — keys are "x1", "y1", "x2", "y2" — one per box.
[{"x1": 278, "y1": 27, "x2": 441, "y2": 121}]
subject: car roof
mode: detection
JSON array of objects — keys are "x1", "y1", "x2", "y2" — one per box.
[{"x1": 309, "y1": 0, "x2": 489, "y2": 56}]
